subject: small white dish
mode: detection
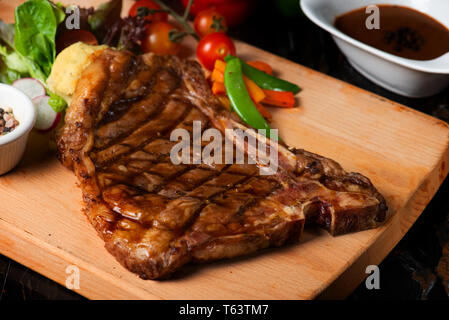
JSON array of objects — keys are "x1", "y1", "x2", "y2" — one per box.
[
  {"x1": 301, "y1": 0, "x2": 449, "y2": 97},
  {"x1": 0, "y1": 84, "x2": 36, "y2": 175}
]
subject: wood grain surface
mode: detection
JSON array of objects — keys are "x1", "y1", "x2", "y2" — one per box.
[{"x1": 1, "y1": 0, "x2": 448, "y2": 300}]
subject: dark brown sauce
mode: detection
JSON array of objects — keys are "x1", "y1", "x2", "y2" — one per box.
[{"x1": 335, "y1": 5, "x2": 449, "y2": 60}]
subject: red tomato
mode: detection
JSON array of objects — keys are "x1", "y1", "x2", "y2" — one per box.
[
  {"x1": 142, "y1": 21, "x2": 181, "y2": 55},
  {"x1": 196, "y1": 32, "x2": 236, "y2": 70},
  {"x1": 56, "y1": 30, "x2": 98, "y2": 53},
  {"x1": 129, "y1": 0, "x2": 168, "y2": 23},
  {"x1": 194, "y1": 7, "x2": 227, "y2": 37},
  {"x1": 182, "y1": 0, "x2": 255, "y2": 27}
]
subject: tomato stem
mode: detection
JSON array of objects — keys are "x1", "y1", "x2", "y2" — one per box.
[
  {"x1": 183, "y1": 0, "x2": 194, "y2": 20},
  {"x1": 169, "y1": 30, "x2": 188, "y2": 43},
  {"x1": 152, "y1": 0, "x2": 200, "y2": 41},
  {"x1": 137, "y1": 6, "x2": 169, "y2": 18},
  {"x1": 212, "y1": 16, "x2": 227, "y2": 32}
]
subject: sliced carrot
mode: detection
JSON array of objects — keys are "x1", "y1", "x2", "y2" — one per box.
[
  {"x1": 211, "y1": 65, "x2": 266, "y2": 103},
  {"x1": 212, "y1": 81, "x2": 226, "y2": 95},
  {"x1": 215, "y1": 60, "x2": 272, "y2": 75},
  {"x1": 247, "y1": 61, "x2": 273, "y2": 75},
  {"x1": 214, "y1": 59, "x2": 227, "y2": 73},
  {"x1": 213, "y1": 60, "x2": 273, "y2": 80},
  {"x1": 262, "y1": 90, "x2": 295, "y2": 108},
  {"x1": 211, "y1": 68, "x2": 224, "y2": 83},
  {"x1": 253, "y1": 100, "x2": 272, "y2": 121},
  {"x1": 243, "y1": 76, "x2": 265, "y2": 103}
]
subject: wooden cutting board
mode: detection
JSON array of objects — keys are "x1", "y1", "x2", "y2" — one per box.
[{"x1": 1, "y1": 0, "x2": 448, "y2": 300}]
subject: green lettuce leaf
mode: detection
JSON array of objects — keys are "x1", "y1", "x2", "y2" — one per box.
[
  {"x1": 0, "y1": 59, "x2": 21, "y2": 84},
  {"x1": 0, "y1": 20, "x2": 15, "y2": 48},
  {"x1": 48, "y1": 92, "x2": 67, "y2": 112},
  {"x1": 0, "y1": 42, "x2": 47, "y2": 84},
  {"x1": 14, "y1": 0, "x2": 65, "y2": 77},
  {"x1": 0, "y1": 45, "x2": 28, "y2": 73}
]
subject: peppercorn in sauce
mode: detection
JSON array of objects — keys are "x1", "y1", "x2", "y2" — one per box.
[
  {"x1": 0, "y1": 107, "x2": 19, "y2": 135},
  {"x1": 335, "y1": 5, "x2": 449, "y2": 61}
]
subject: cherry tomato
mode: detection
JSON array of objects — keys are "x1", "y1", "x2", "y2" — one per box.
[
  {"x1": 142, "y1": 21, "x2": 181, "y2": 55},
  {"x1": 196, "y1": 32, "x2": 236, "y2": 70},
  {"x1": 56, "y1": 30, "x2": 98, "y2": 53},
  {"x1": 194, "y1": 7, "x2": 227, "y2": 38},
  {"x1": 129, "y1": 0, "x2": 168, "y2": 23},
  {"x1": 182, "y1": 0, "x2": 255, "y2": 27}
]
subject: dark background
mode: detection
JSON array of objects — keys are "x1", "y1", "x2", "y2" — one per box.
[{"x1": 1, "y1": 0, "x2": 448, "y2": 300}]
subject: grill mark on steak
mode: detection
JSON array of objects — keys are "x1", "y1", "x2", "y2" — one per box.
[
  {"x1": 94, "y1": 69, "x2": 182, "y2": 150},
  {"x1": 58, "y1": 49, "x2": 389, "y2": 279},
  {"x1": 94, "y1": 55, "x2": 185, "y2": 145},
  {"x1": 93, "y1": 98, "x2": 193, "y2": 167}
]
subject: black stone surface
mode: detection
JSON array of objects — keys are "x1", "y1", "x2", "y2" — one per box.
[{"x1": 1, "y1": 0, "x2": 448, "y2": 300}]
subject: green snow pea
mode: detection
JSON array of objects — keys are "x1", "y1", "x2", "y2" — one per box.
[
  {"x1": 225, "y1": 55, "x2": 300, "y2": 94},
  {"x1": 224, "y1": 58, "x2": 275, "y2": 139}
]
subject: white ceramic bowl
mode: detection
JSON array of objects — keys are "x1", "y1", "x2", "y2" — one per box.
[
  {"x1": 0, "y1": 84, "x2": 36, "y2": 175},
  {"x1": 301, "y1": 0, "x2": 449, "y2": 97}
]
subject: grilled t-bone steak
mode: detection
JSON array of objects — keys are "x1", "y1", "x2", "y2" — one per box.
[{"x1": 57, "y1": 49, "x2": 388, "y2": 279}]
